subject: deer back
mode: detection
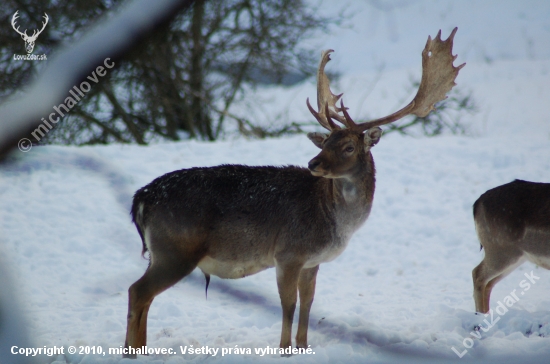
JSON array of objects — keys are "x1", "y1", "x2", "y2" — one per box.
[
  {"x1": 474, "y1": 180, "x2": 550, "y2": 253},
  {"x1": 474, "y1": 180, "x2": 550, "y2": 232}
]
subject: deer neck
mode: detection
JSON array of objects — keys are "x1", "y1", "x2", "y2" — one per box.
[{"x1": 328, "y1": 152, "x2": 376, "y2": 224}]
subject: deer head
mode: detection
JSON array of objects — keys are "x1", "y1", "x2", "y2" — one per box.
[
  {"x1": 307, "y1": 28, "x2": 465, "y2": 179},
  {"x1": 12, "y1": 11, "x2": 49, "y2": 54}
]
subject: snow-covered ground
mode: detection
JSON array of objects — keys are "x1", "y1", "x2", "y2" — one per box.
[{"x1": 2, "y1": 1, "x2": 550, "y2": 363}]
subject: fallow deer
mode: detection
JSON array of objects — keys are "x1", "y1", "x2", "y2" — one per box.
[
  {"x1": 123, "y1": 28, "x2": 464, "y2": 358},
  {"x1": 472, "y1": 180, "x2": 550, "y2": 313}
]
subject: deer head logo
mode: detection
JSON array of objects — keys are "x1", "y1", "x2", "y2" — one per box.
[{"x1": 11, "y1": 11, "x2": 49, "y2": 54}]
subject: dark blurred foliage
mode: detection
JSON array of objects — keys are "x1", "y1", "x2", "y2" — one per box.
[{"x1": 0, "y1": 0, "x2": 330, "y2": 144}]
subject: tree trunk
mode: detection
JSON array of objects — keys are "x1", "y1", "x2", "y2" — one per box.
[{"x1": 189, "y1": 0, "x2": 213, "y2": 140}]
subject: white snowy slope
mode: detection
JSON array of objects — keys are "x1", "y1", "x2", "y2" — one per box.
[{"x1": 1, "y1": 1, "x2": 550, "y2": 363}]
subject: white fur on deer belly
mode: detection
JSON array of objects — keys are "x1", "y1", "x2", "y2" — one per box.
[
  {"x1": 524, "y1": 252, "x2": 550, "y2": 269},
  {"x1": 198, "y1": 256, "x2": 272, "y2": 279}
]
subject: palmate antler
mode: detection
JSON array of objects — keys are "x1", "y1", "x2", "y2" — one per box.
[
  {"x1": 308, "y1": 27, "x2": 465, "y2": 132},
  {"x1": 306, "y1": 50, "x2": 347, "y2": 130}
]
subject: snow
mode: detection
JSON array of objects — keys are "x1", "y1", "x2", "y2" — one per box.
[{"x1": 2, "y1": 0, "x2": 550, "y2": 363}]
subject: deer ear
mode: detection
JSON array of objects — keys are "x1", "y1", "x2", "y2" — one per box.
[
  {"x1": 307, "y1": 132, "x2": 327, "y2": 149},
  {"x1": 364, "y1": 127, "x2": 382, "y2": 149}
]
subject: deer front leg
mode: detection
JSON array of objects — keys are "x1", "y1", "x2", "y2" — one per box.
[
  {"x1": 296, "y1": 265, "x2": 319, "y2": 349},
  {"x1": 275, "y1": 262, "x2": 303, "y2": 352}
]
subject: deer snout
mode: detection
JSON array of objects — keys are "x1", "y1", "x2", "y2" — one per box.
[
  {"x1": 308, "y1": 159, "x2": 321, "y2": 171},
  {"x1": 308, "y1": 158, "x2": 326, "y2": 177}
]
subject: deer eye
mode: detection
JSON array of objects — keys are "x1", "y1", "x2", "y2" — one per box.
[{"x1": 344, "y1": 146, "x2": 354, "y2": 153}]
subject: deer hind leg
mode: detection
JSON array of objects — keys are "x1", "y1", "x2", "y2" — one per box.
[
  {"x1": 472, "y1": 249, "x2": 524, "y2": 313},
  {"x1": 124, "y1": 253, "x2": 199, "y2": 358},
  {"x1": 295, "y1": 265, "x2": 319, "y2": 349},
  {"x1": 275, "y1": 262, "x2": 303, "y2": 353}
]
